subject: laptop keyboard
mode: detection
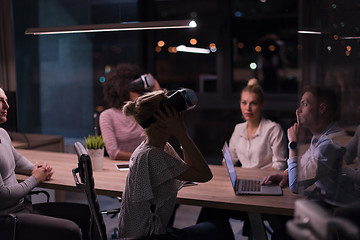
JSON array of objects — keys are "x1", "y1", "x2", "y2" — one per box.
[{"x1": 240, "y1": 179, "x2": 261, "y2": 192}]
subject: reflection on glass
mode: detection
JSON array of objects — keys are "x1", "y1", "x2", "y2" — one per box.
[{"x1": 294, "y1": 86, "x2": 360, "y2": 221}]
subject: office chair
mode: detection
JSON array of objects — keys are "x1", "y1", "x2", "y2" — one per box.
[
  {"x1": 287, "y1": 199, "x2": 360, "y2": 240},
  {"x1": 72, "y1": 141, "x2": 120, "y2": 240}
]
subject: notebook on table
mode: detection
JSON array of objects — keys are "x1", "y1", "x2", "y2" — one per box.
[{"x1": 222, "y1": 142, "x2": 283, "y2": 196}]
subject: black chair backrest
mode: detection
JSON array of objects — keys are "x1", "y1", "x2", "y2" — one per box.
[{"x1": 72, "y1": 141, "x2": 107, "y2": 240}]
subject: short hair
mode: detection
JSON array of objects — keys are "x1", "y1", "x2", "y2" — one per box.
[
  {"x1": 103, "y1": 63, "x2": 143, "y2": 108},
  {"x1": 122, "y1": 90, "x2": 167, "y2": 129},
  {"x1": 302, "y1": 85, "x2": 339, "y2": 120},
  {"x1": 241, "y1": 82, "x2": 264, "y2": 104}
]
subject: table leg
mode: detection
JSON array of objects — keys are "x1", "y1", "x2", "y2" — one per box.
[
  {"x1": 55, "y1": 190, "x2": 66, "y2": 202},
  {"x1": 247, "y1": 212, "x2": 268, "y2": 240}
]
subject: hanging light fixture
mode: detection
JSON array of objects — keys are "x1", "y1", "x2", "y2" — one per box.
[
  {"x1": 25, "y1": 20, "x2": 197, "y2": 35},
  {"x1": 176, "y1": 45, "x2": 210, "y2": 54}
]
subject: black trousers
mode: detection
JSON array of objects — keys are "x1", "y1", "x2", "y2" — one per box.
[
  {"x1": 0, "y1": 202, "x2": 91, "y2": 240},
  {"x1": 33, "y1": 202, "x2": 91, "y2": 239}
]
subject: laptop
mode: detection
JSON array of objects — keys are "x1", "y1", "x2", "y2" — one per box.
[{"x1": 222, "y1": 142, "x2": 282, "y2": 195}]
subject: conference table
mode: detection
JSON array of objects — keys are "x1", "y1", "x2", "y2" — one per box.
[{"x1": 15, "y1": 149, "x2": 299, "y2": 239}]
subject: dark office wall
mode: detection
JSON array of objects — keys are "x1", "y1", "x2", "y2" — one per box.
[
  {"x1": 13, "y1": 0, "x2": 142, "y2": 138},
  {"x1": 13, "y1": 0, "x2": 41, "y2": 133},
  {"x1": 13, "y1": 0, "x2": 94, "y2": 137},
  {"x1": 38, "y1": 0, "x2": 93, "y2": 137},
  {"x1": 11, "y1": 0, "x2": 360, "y2": 145}
]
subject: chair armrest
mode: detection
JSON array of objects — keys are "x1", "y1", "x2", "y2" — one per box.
[
  {"x1": 28, "y1": 190, "x2": 50, "y2": 203},
  {"x1": 72, "y1": 167, "x2": 85, "y2": 190}
]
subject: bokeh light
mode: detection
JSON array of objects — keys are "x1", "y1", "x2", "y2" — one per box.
[
  {"x1": 99, "y1": 76, "x2": 106, "y2": 83},
  {"x1": 255, "y1": 46, "x2": 262, "y2": 52},
  {"x1": 190, "y1": 38, "x2": 197, "y2": 45},
  {"x1": 250, "y1": 62, "x2": 257, "y2": 70},
  {"x1": 105, "y1": 65, "x2": 111, "y2": 74},
  {"x1": 158, "y1": 40, "x2": 165, "y2": 47}
]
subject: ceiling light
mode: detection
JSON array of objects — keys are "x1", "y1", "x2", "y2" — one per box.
[
  {"x1": 340, "y1": 36, "x2": 360, "y2": 40},
  {"x1": 297, "y1": 30, "x2": 322, "y2": 35},
  {"x1": 25, "y1": 20, "x2": 197, "y2": 35},
  {"x1": 176, "y1": 45, "x2": 210, "y2": 54}
]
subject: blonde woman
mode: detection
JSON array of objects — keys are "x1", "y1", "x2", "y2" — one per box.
[
  {"x1": 118, "y1": 90, "x2": 233, "y2": 239},
  {"x1": 198, "y1": 81, "x2": 288, "y2": 237},
  {"x1": 229, "y1": 81, "x2": 287, "y2": 170}
]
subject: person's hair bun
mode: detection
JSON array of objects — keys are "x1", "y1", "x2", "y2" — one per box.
[
  {"x1": 241, "y1": 78, "x2": 264, "y2": 104},
  {"x1": 247, "y1": 78, "x2": 259, "y2": 86}
]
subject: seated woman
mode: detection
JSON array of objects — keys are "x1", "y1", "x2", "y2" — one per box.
[
  {"x1": 99, "y1": 63, "x2": 160, "y2": 160},
  {"x1": 117, "y1": 90, "x2": 234, "y2": 240},
  {"x1": 197, "y1": 80, "x2": 288, "y2": 236},
  {"x1": 229, "y1": 80, "x2": 287, "y2": 170}
]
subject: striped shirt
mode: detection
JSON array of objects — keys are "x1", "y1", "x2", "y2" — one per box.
[{"x1": 99, "y1": 108, "x2": 145, "y2": 159}]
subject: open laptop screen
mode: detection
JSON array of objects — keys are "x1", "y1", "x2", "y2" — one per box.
[{"x1": 222, "y1": 142, "x2": 237, "y2": 188}]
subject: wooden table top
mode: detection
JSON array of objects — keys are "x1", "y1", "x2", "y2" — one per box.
[{"x1": 16, "y1": 149, "x2": 299, "y2": 216}]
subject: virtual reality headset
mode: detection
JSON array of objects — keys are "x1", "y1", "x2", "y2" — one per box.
[
  {"x1": 130, "y1": 74, "x2": 155, "y2": 92},
  {"x1": 140, "y1": 88, "x2": 198, "y2": 128}
]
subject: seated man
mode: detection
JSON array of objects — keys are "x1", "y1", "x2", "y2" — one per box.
[
  {"x1": 262, "y1": 85, "x2": 358, "y2": 206},
  {"x1": 0, "y1": 87, "x2": 86, "y2": 240}
]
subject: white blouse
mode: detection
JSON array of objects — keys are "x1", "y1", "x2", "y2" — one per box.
[{"x1": 229, "y1": 118, "x2": 287, "y2": 170}]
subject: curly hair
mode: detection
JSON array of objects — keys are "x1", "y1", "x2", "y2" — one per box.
[{"x1": 103, "y1": 63, "x2": 143, "y2": 108}]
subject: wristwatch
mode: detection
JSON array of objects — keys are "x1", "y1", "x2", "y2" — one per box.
[{"x1": 288, "y1": 141, "x2": 297, "y2": 150}]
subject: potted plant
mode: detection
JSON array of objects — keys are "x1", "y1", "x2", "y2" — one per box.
[{"x1": 84, "y1": 134, "x2": 105, "y2": 171}]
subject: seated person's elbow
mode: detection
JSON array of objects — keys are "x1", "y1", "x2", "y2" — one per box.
[
  {"x1": 190, "y1": 168, "x2": 213, "y2": 183},
  {"x1": 201, "y1": 171, "x2": 213, "y2": 183},
  {"x1": 177, "y1": 168, "x2": 213, "y2": 183}
]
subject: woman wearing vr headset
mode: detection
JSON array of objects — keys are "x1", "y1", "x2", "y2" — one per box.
[
  {"x1": 117, "y1": 90, "x2": 234, "y2": 240},
  {"x1": 99, "y1": 63, "x2": 160, "y2": 160}
]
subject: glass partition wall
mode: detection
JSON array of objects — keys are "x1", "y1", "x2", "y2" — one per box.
[
  {"x1": 11, "y1": 0, "x2": 359, "y2": 150},
  {"x1": 11, "y1": 0, "x2": 360, "y2": 211},
  {"x1": 12, "y1": 0, "x2": 360, "y2": 145}
]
